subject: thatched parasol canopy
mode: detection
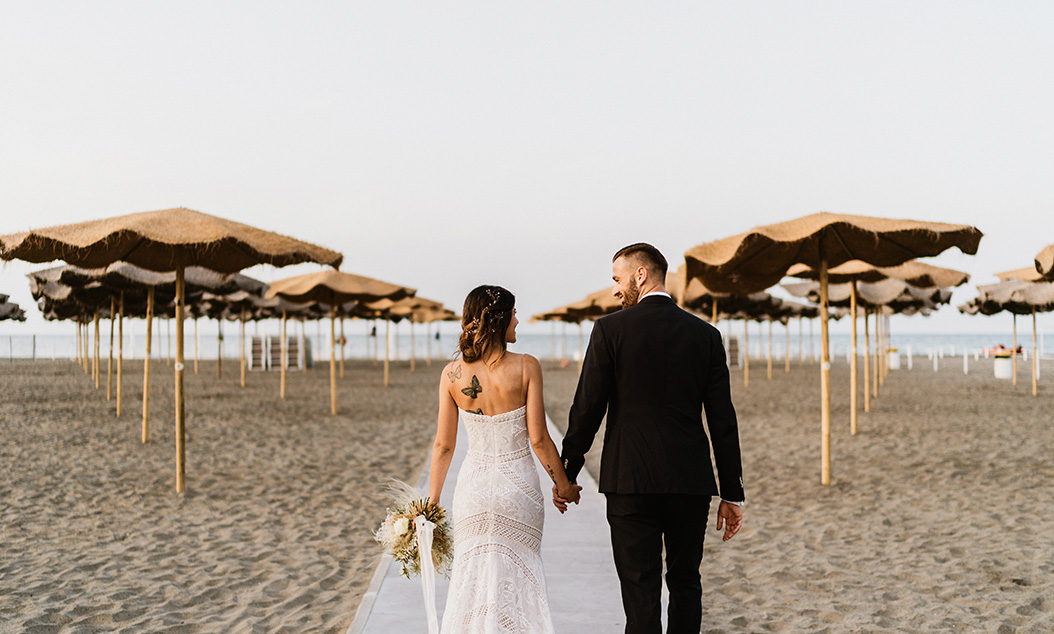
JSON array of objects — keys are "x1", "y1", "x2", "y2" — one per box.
[
  {"x1": 685, "y1": 212, "x2": 982, "y2": 486},
  {"x1": 995, "y1": 266, "x2": 1045, "y2": 283},
  {"x1": 0, "y1": 294, "x2": 27, "y2": 321},
  {"x1": 0, "y1": 207, "x2": 343, "y2": 273},
  {"x1": 266, "y1": 270, "x2": 415, "y2": 413},
  {"x1": 684, "y1": 212, "x2": 982, "y2": 294},
  {"x1": 264, "y1": 269, "x2": 413, "y2": 306},
  {"x1": 1, "y1": 208, "x2": 342, "y2": 495},
  {"x1": 787, "y1": 259, "x2": 970, "y2": 289},
  {"x1": 1035, "y1": 245, "x2": 1054, "y2": 282}
]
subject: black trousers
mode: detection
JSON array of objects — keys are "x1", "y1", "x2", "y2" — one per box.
[{"x1": 605, "y1": 493, "x2": 711, "y2": 634}]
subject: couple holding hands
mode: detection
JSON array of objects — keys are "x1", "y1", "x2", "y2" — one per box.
[{"x1": 428, "y1": 243, "x2": 744, "y2": 634}]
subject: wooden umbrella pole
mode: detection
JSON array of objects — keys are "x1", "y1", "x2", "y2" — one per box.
[
  {"x1": 1012, "y1": 313, "x2": 1018, "y2": 386},
  {"x1": 885, "y1": 314, "x2": 892, "y2": 382},
  {"x1": 143, "y1": 287, "x2": 154, "y2": 444},
  {"x1": 743, "y1": 320, "x2": 750, "y2": 388},
  {"x1": 785, "y1": 320, "x2": 790, "y2": 373},
  {"x1": 175, "y1": 266, "x2": 186, "y2": 494},
  {"x1": 194, "y1": 317, "x2": 199, "y2": 374},
  {"x1": 84, "y1": 321, "x2": 90, "y2": 373},
  {"x1": 850, "y1": 279, "x2": 858, "y2": 435},
  {"x1": 410, "y1": 320, "x2": 416, "y2": 373},
  {"x1": 117, "y1": 292, "x2": 124, "y2": 417},
  {"x1": 216, "y1": 319, "x2": 222, "y2": 380},
  {"x1": 240, "y1": 308, "x2": 246, "y2": 387},
  {"x1": 280, "y1": 309, "x2": 287, "y2": 399},
  {"x1": 819, "y1": 256, "x2": 832, "y2": 486},
  {"x1": 340, "y1": 317, "x2": 346, "y2": 378},
  {"x1": 880, "y1": 314, "x2": 887, "y2": 383},
  {"x1": 167, "y1": 316, "x2": 172, "y2": 366},
  {"x1": 712, "y1": 300, "x2": 718, "y2": 325},
  {"x1": 767, "y1": 320, "x2": 773, "y2": 380},
  {"x1": 93, "y1": 311, "x2": 101, "y2": 387},
  {"x1": 873, "y1": 311, "x2": 880, "y2": 399},
  {"x1": 155, "y1": 315, "x2": 161, "y2": 363},
  {"x1": 330, "y1": 308, "x2": 337, "y2": 415},
  {"x1": 300, "y1": 317, "x2": 306, "y2": 372},
  {"x1": 384, "y1": 319, "x2": 391, "y2": 387},
  {"x1": 810, "y1": 317, "x2": 815, "y2": 364},
  {"x1": 1032, "y1": 307, "x2": 1038, "y2": 397},
  {"x1": 108, "y1": 297, "x2": 115, "y2": 401},
  {"x1": 578, "y1": 321, "x2": 585, "y2": 373},
  {"x1": 863, "y1": 308, "x2": 871, "y2": 413},
  {"x1": 799, "y1": 315, "x2": 804, "y2": 367},
  {"x1": 876, "y1": 313, "x2": 885, "y2": 383}
]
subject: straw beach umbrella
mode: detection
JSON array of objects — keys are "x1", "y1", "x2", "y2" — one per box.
[
  {"x1": 685, "y1": 212, "x2": 982, "y2": 485},
  {"x1": 788, "y1": 260, "x2": 969, "y2": 433},
  {"x1": 2, "y1": 207, "x2": 342, "y2": 493},
  {"x1": 0, "y1": 294, "x2": 26, "y2": 321},
  {"x1": 1035, "y1": 245, "x2": 1054, "y2": 281},
  {"x1": 265, "y1": 269, "x2": 414, "y2": 414},
  {"x1": 1009, "y1": 282, "x2": 1054, "y2": 396}
]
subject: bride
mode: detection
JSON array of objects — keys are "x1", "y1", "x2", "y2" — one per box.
[{"x1": 428, "y1": 285, "x2": 582, "y2": 633}]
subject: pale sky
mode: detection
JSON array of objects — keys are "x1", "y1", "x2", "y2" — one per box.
[{"x1": 2, "y1": 1, "x2": 1052, "y2": 336}]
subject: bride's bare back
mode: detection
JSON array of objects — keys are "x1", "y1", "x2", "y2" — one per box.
[{"x1": 444, "y1": 353, "x2": 526, "y2": 416}]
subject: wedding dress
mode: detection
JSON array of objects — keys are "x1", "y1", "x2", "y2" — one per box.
[{"x1": 440, "y1": 405, "x2": 556, "y2": 634}]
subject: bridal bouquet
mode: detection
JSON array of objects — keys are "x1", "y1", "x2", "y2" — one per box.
[{"x1": 374, "y1": 480, "x2": 453, "y2": 579}]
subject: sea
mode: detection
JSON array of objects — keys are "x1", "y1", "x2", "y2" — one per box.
[{"x1": 3, "y1": 324, "x2": 1051, "y2": 362}]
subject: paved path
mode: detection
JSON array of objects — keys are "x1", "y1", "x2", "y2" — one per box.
[{"x1": 348, "y1": 416, "x2": 625, "y2": 633}]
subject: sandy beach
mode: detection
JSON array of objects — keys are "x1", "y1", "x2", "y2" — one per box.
[{"x1": 2, "y1": 353, "x2": 1053, "y2": 633}]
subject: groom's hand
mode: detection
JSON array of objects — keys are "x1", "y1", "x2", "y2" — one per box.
[
  {"x1": 716, "y1": 501, "x2": 743, "y2": 541},
  {"x1": 552, "y1": 484, "x2": 581, "y2": 514}
]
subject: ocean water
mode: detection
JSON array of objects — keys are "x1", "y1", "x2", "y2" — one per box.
[{"x1": 3, "y1": 327, "x2": 1051, "y2": 362}]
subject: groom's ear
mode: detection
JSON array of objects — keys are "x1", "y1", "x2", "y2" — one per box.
[{"x1": 636, "y1": 266, "x2": 649, "y2": 285}]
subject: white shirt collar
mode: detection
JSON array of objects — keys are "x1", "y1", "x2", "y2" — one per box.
[{"x1": 638, "y1": 290, "x2": 672, "y2": 302}]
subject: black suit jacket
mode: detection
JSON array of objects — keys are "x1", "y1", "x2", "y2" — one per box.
[{"x1": 561, "y1": 294, "x2": 744, "y2": 500}]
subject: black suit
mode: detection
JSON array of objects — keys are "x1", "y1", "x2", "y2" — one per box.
[{"x1": 561, "y1": 294, "x2": 744, "y2": 634}]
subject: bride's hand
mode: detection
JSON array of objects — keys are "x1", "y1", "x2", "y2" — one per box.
[{"x1": 557, "y1": 483, "x2": 582, "y2": 505}]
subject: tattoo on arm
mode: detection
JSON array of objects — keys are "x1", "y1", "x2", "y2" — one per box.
[
  {"x1": 461, "y1": 375, "x2": 482, "y2": 398},
  {"x1": 545, "y1": 464, "x2": 557, "y2": 484},
  {"x1": 446, "y1": 364, "x2": 462, "y2": 382}
]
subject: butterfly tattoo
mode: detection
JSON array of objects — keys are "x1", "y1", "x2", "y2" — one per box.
[
  {"x1": 461, "y1": 375, "x2": 483, "y2": 399},
  {"x1": 447, "y1": 364, "x2": 462, "y2": 382}
]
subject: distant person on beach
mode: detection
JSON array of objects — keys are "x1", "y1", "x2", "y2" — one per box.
[
  {"x1": 555, "y1": 243, "x2": 745, "y2": 634},
  {"x1": 428, "y1": 285, "x2": 581, "y2": 632}
]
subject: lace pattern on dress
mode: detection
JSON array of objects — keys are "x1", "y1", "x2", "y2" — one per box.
[{"x1": 440, "y1": 406, "x2": 554, "y2": 634}]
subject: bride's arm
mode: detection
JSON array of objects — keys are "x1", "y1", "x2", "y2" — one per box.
[
  {"x1": 428, "y1": 365, "x2": 459, "y2": 503},
  {"x1": 524, "y1": 355, "x2": 580, "y2": 503}
]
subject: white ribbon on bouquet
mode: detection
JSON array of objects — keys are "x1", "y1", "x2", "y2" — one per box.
[{"x1": 414, "y1": 515, "x2": 440, "y2": 634}]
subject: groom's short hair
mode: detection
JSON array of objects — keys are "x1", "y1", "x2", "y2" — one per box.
[{"x1": 613, "y1": 243, "x2": 668, "y2": 279}]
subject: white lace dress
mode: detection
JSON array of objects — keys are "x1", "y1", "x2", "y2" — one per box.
[{"x1": 440, "y1": 405, "x2": 556, "y2": 634}]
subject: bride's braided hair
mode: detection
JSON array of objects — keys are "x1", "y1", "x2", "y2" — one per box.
[{"x1": 458, "y1": 285, "x2": 515, "y2": 364}]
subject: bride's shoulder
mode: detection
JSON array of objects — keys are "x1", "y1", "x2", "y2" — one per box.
[
  {"x1": 440, "y1": 359, "x2": 467, "y2": 384},
  {"x1": 518, "y1": 353, "x2": 542, "y2": 376}
]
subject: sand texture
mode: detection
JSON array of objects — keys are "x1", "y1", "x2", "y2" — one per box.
[
  {"x1": 1, "y1": 359, "x2": 437, "y2": 634},
  {"x1": 3, "y1": 354, "x2": 1053, "y2": 633},
  {"x1": 546, "y1": 355, "x2": 1053, "y2": 633}
]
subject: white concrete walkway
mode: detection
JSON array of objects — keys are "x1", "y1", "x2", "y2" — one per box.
[{"x1": 348, "y1": 416, "x2": 625, "y2": 633}]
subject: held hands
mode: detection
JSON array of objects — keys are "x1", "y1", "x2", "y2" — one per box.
[
  {"x1": 715, "y1": 500, "x2": 743, "y2": 541},
  {"x1": 551, "y1": 483, "x2": 582, "y2": 514}
]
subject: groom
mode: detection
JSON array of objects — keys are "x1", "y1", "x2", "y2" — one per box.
[{"x1": 556, "y1": 243, "x2": 745, "y2": 634}]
